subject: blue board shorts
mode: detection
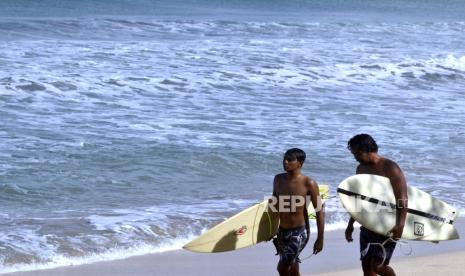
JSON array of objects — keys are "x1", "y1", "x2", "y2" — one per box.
[
  {"x1": 360, "y1": 227, "x2": 397, "y2": 265},
  {"x1": 277, "y1": 225, "x2": 308, "y2": 265}
]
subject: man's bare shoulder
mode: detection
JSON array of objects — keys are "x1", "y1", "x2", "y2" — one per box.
[
  {"x1": 303, "y1": 175, "x2": 317, "y2": 188},
  {"x1": 382, "y1": 158, "x2": 402, "y2": 173},
  {"x1": 275, "y1": 173, "x2": 287, "y2": 179},
  {"x1": 305, "y1": 175, "x2": 315, "y2": 184},
  {"x1": 383, "y1": 157, "x2": 397, "y2": 166},
  {"x1": 273, "y1": 173, "x2": 286, "y2": 187}
]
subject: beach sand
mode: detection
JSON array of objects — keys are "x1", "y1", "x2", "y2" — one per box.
[
  {"x1": 316, "y1": 251, "x2": 465, "y2": 276},
  {"x1": 4, "y1": 219, "x2": 464, "y2": 276}
]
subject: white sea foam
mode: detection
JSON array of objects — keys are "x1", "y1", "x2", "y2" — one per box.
[
  {"x1": 0, "y1": 235, "x2": 196, "y2": 274},
  {"x1": 0, "y1": 217, "x2": 354, "y2": 275},
  {"x1": 0, "y1": 212, "x2": 350, "y2": 274},
  {"x1": 1, "y1": 18, "x2": 465, "y2": 273}
]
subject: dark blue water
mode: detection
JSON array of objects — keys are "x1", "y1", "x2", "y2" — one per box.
[{"x1": 0, "y1": 0, "x2": 464, "y2": 20}]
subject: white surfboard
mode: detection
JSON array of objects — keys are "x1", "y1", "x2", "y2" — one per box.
[
  {"x1": 338, "y1": 174, "x2": 459, "y2": 241},
  {"x1": 183, "y1": 185, "x2": 329, "y2": 253}
]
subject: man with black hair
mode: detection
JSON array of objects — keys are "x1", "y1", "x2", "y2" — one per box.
[
  {"x1": 269, "y1": 148, "x2": 325, "y2": 276},
  {"x1": 345, "y1": 134, "x2": 408, "y2": 276}
]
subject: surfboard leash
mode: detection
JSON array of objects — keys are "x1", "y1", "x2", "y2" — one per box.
[
  {"x1": 299, "y1": 252, "x2": 314, "y2": 261},
  {"x1": 360, "y1": 236, "x2": 412, "y2": 268}
]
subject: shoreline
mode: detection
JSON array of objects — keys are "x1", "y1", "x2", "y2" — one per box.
[{"x1": 3, "y1": 218, "x2": 464, "y2": 276}]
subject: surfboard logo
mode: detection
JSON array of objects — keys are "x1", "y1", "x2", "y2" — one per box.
[
  {"x1": 234, "y1": 225, "x2": 248, "y2": 236},
  {"x1": 414, "y1": 222, "x2": 424, "y2": 236}
]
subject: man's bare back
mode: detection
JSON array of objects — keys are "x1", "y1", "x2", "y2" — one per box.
[
  {"x1": 354, "y1": 155, "x2": 408, "y2": 220},
  {"x1": 357, "y1": 157, "x2": 394, "y2": 176}
]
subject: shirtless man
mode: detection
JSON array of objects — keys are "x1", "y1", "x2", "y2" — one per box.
[
  {"x1": 270, "y1": 148, "x2": 324, "y2": 276},
  {"x1": 345, "y1": 134, "x2": 408, "y2": 276}
]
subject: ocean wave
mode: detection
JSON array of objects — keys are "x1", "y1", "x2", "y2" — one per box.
[
  {"x1": 0, "y1": 200, "x2": 350, "y2": 274},
  {"x1": 0, "y1": 221, "x2": 351, "y2": 274},
  {"x1": 0, "y1": 183, "x2": 29, "y2": 195},
  {"x1": 1, "y1": 8, "x2": 465, "y2": 274},
  {"x1": 0, "y1": 236, "x2": 195, "y2": 274},
  {"x1": 309, "y1": 55, "x2": 465, "y2": 87},
  {"x1": 0, "y1": 199, "x2": 253, "y2": 272},
  {"x1": 1, "y1": 19, "x2": 465, "y2": 41}
]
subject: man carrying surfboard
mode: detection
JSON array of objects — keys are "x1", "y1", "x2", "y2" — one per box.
[
  {"x1": 269, "y1": 148, "x2": 325, "y2": 276},
  {"x1": 345, "y1": 134, "x2": 408, "y2": 276}
]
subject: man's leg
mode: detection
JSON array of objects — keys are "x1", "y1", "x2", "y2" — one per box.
[
  {"x1": 277, "y1": 261, "x2": 291, "y2": 276},
  {"x1": 361, "y1": 257, "x2": 377, "y2": 276},
  {"x1": 372, "y1": 257, "x2": 396, "y2": 276},
  {"x1": 289, "y1": 262, "x2": 300, "y2": 276}
]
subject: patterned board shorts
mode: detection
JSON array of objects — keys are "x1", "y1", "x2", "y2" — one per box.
[
  {"x1": 277, "y1": 225, "x2": 308, "y2": 265},
  {"x1": 360, "y1": 227, "x2": 397, "y2": 265}
]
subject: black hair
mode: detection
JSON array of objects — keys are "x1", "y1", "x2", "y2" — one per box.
[
  {"x1": 284, "y1": 148, "x2": 306, "y2": 165},
  {"x1": 347, "y1": 134, "x2": 378, "y2": 153}
]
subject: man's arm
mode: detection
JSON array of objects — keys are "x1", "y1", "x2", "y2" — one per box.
[
  {"x1": 345, "y1": 217, "x2": 355, "y2": 242},
  {"x1": 307, "y1": 177, "x2": 324, "y2": 254},
  {"x1": 265, "y1": 176, "x2": 280, "y2": 242},
  {"x1": 386, "y1": 161, "x2": 408, "y2": 239},
  {"x1": 268, "y1": 175, "x2": 279, "y2": 219}
]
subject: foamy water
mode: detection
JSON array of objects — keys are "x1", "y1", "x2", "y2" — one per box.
[{"x1": 1, "y1": 0, "x2": 465, "y2": 273}]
